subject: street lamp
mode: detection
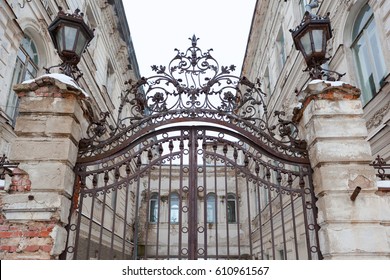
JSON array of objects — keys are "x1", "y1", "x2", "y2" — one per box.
[
  {"x1": 290, "y1": 10, "x2": 344, "y2": 80},
  {"x1": 46, "y1": 7, "x2": 94, "y2": 80}
]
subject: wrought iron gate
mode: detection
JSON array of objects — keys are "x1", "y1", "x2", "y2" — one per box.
[{"x1": 63, "y1": 36, "x2": 321, "y2": 260}]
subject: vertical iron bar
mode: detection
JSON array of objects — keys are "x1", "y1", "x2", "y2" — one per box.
[
  {"x1": 234, "y1": 148, "x2": 241, "y2": 258},
  {"x1": 277, "y1": 170, "x2": 287, "y2": 260},
  {"x1": 178, "y1": 136, "x2": 184, "y2": 260},
  {"x1": 299, "y1": 170, "x2": 312, "y2": 260},
  {"x1": 213, "y1": 141, "x2": 219, "y2": 259},
  {"x1": 223, "y1": 145, "x2": 230, "y2": 258},
  {"x1": 202, "y1": 137, "x2": 208, "y2": 259},
  {"x1": 245, "y1": 178, "x2": 253, "y2": 259},
  {"x1": 256, "y1": 183, "x2": 264, "y2": 259},
  {"x1": 144, "y1": 154, "x2": 152, "y2": 259},
  {"x1": 73, "y1": 177, "x2": 84, "y2": 260},
  {"x1": 110, "y1": 168, "x2": 120, "y2": 259},
  {"x1": 85, "y1": 177, "x2": 96, "y2": 260},
  {"x1": 167, "y1": 141, "x2": 173, "y2": 259},
  {"x1": 156, "y1": 150, "x2": 163, "y2": 258},
  {"x1": 308, "y1": 169, "x2": 322, "y2": 259},
  {"x1": 97, "y1": 190, "x2": 107, "y2": 259},
  {"x1": 121, "y1": 169, "x2": 131, "y2": 259},
  {"x1": 188, "y1": 128, "x2": 198, "y2": 259},
  {"x1": 267, "y1": 168, "x2": 276, "y2": 259},
  {"x1": 289, "y1": 172, "x2": 299, "y2": 260},
  {"x1": 109, "y1": 191, "x2": 118, "y2": 259},
  {"x1": 134, "y1": 158, "x2": 142, "y2": 260}
]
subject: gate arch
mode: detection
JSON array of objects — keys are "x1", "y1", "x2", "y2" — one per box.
[{"x1": 63, "y1": 36, "x2": 321, "y2": 260}]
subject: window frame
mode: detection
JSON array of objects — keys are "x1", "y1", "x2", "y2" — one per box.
[
  {"x1": 149, "y1": 193, "x2": 159, "y2": 223},
  {"x1": 351, "y1": 4, "x2": 387, "y2": 105},
  {"x1": 169, "y1": 192, "x2": 179, "y2": 224},
  {"x1": 6, "y1": 36, "x2": 39, "y2": 124},
  {"x1": 206, "y1": 193, "x2": 217, "y2": 223},
  {"x1": 227, "y1": 193, "x2": 237, "y2": 223}
]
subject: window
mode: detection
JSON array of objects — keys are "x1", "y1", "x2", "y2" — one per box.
[
  {"x1": 279, "y1": 249, "x2": 285, "y2": 260},
  {"x1": 352, "y1": 4, "x2": 387, "y2": 105},
  {"x1": 227, "y1": 194, "x2": 237, "y2": 223},
  {"x1": 6, "y1": 36, "x2": 39, "y2": 123},
  {"x1": 169, "y1": 193, "x2": 179, "y2": 223},
  {"x1": 149, "y1": 193, "x2": 159, "y2": 223},
  {"x1": 276, "y1": 28, "x2": 286, "y2": 70},
  {"x1": 263, "y1": 67, "x2": 272, "y2": 96},
  {"x1": 206, "y1": 193, "x2": 216, "y2": 223},
  {"x1": 106, "y1": 60, "x2": 116, "y2": 96},
  {"x1": 111, "y1": 189, "x2": 117, "y2": 209}
]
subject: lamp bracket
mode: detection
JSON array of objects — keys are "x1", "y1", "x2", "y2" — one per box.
[{"x1": 44, "y1": 63, "x2": 83, "y2": 82}]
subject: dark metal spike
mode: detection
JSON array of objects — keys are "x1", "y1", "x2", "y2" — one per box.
[
  {"x1": 169, "y1": 140, "x2": 174, "y2": 151},
  {"x1": 115, "y1": 167, "x2": 120, "y2": 180},
  {"x1": 158, "y1": 143, "x2": 164, "y2": 155},
  {"x1": 92, "y1": 174, "x2": 98, "y2": 187},
  {"x1": 223, "y1": 144, "x2": 228, "y2": 154},
  {"x1": 104, "y1": 171, "x2": 109, "y2": 183}
]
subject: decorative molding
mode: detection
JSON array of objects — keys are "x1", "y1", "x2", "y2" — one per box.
[{"x1": 366, "y1": 101, "x2": 390, "y2": 130}]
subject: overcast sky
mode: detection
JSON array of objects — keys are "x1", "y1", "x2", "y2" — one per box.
[{"x1": 123, "y1": 0, "x2": 257, "y2": 79}]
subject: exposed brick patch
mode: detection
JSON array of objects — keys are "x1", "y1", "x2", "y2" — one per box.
[
  {"x1": 40, "y1": 245, "x2": 52, "y2": 252},
  {"x1": 24, "y1": 245, "x2": 40, "y2": 252},
  {"x1": 9, "y1": 168, "x2": 31, "y2": 192},
  {"x1": 0, "y1": 221, "x2": 57, "y2": 259}
]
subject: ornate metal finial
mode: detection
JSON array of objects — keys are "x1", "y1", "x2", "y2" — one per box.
[{"x1": 190, "y1": 35, "x2": 199, "y2": 47}]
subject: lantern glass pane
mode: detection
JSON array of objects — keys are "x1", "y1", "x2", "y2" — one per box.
[
  {"x1": 75, "y1": 32, "x2": 88, "y2": 56},
  {"x1": 300, "y1": 32, "x2": 312, "y2": 56},
  {"x1": 64, "y1": 26, "x2": 78, "y2": 51},
  {"x1": 55, "y1": 27, "x2": 64, "y2": 52},
  {"x1": 312, "y1": 29, "x2": 324, "y2": 52}
]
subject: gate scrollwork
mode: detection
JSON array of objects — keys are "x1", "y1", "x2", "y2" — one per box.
[{"x1": 79, "y1": 36, "x2": 307, "y2": 162}]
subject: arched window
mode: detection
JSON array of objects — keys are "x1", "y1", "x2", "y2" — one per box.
[
  {"x1": 6, "y1": 35, "x2": 39, "y2": 123},
  {"x1": 352, "y1": 4, "x2": 387, "y2": 105},
  {"x1": 149, "y1": 193, "x2": 159, "y2": 223},
  {"x1": 227, "y1": 194, "x2": 237, "y2": 223},
  {"x1": 206, "y1": 193, "x2": 216, "y2": 223},
  {"x1": 170, "y1": 193, "x2": 179, "y2": 223}
]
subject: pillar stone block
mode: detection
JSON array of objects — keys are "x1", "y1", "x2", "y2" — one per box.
[
  {"x1": 295, "y1": 80, "x2": 390, "y2": 259},
  {"x1": 0, "y1": 74, "x2": 88, "y2": 260}
]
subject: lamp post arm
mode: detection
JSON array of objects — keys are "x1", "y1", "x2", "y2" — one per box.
[{"x1": 305, "y1": 0, "x2": 319, "y2": 13}]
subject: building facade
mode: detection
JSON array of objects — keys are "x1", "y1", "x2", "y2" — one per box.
[
  {"x1": 242, "y1": 0, "x2": 389, "y2": 162},
  {"x1": 0, "y1": 0, "x2": 141, "y2": 161},
  {"x1": 241, "y1": 0, "x2": 390, "y2": 259}
]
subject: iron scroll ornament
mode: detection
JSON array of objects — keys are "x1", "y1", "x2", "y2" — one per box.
[{"x1": 79, "y1": 36, "x2": 307, "y2": 161}]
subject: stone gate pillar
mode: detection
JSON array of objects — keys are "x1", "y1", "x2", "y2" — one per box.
[
  {"x1": 294, "y1": 80, "x2": 390, "y2": 259},
  {"x1": 0, "y1": 74, "x2": 87, "y2": 259}
]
